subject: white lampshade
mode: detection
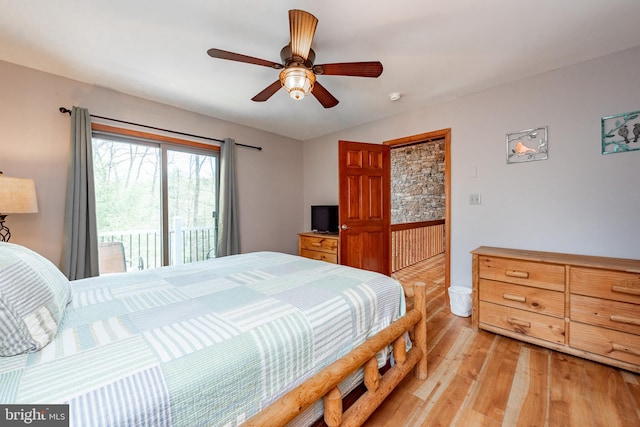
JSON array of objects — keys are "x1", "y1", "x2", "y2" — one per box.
[
  {"x1": 0, "y1": 175, "x2": 38, "y2": 214},
  {"x1": 279, "y1": 67, "x2": 316, "y2": 100}
]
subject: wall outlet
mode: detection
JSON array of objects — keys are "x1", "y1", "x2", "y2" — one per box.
[{"x1": 469, "y1": 194, "x2": 481, "y2": 205}]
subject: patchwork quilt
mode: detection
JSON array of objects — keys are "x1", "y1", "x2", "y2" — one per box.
[{"x1": 0, "y1": 252, "x2": 405, "y2": 426}]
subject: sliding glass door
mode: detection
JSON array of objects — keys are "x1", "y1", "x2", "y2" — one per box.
[
  {"x1": 166, "y1": 148, "x2": 218, "y2": 266},
  {"x1": 92, "y1": 134, "x2": 218, "y2": 273}
]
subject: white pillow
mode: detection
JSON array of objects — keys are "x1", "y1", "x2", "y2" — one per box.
[{"x1": 0, "y1": 242, "x2": 72, "y2": 356}]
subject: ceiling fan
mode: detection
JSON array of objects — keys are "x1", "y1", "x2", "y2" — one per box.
[{"x1": 207, "y1": 9, "x2": 383, "y2": 108}]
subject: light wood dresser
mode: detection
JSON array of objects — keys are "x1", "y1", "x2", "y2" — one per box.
[
  {"x1": 298, "y1": 232, "x2": 340, "y2": 264},
  {"x1": 471, "y1": 246, "x2": 640, "y2": 373}
]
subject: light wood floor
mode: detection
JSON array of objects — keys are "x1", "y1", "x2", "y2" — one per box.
[{"x1": 367, "y1": 254, "x2": 640, "y2": 426}]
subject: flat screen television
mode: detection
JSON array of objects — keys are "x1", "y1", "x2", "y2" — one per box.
[{"x1": 311, "y1": 205, "x2": 339, "y2": 234}]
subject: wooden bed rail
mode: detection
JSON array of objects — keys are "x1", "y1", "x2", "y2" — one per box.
[{"x1": 243, "y1": 281, "x2": 427, "y2": 427}]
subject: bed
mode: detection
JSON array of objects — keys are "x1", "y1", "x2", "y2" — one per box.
[{"x1": 0, "y1": 243, "x2": 426, "y2": 426}]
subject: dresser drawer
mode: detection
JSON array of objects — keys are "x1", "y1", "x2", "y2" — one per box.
[
  {"x1": 478, "y1": 256, "x2": 565, "y2": 291},
  {"x1": 570, "y1": 294, "x2": 640, "y2": 335},
  {"x1": 299, "y1": 248, "x2": 338, "y2": 263},
  {"x1": 479, "y1": 279, "x2": 564, "y2": 318},
  {"x1": 570, "y1": 267, "x2": 640, "y2": 305},
  {"x1": 479, "y1": 301, "x2": 565, "y2": 344},
  {"x1": 570, "y1": 322, "x2": 640, "y2": 366},
  {"x1": 299, "y1": 235, "x2": 338, "y2": 254},
  {"x1": 473, "y1": 247, "x2": 640, "y2": 372}
]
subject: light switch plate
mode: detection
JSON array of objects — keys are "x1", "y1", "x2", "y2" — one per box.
[{"x1": 469, "y1": 194, "x2": 481, "y2": 205}]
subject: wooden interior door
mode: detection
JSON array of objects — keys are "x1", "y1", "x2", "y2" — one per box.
[{"x1": 338, "y1": 140, "x2": 391, "y2": 275}]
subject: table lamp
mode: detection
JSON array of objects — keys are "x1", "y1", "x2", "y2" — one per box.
[{"x1": 0, "y1": 172, "x2": 38, "y2": 242}]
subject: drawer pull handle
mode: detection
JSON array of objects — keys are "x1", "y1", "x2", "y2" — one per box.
[
  {"x1": 507, "y1": 317, "x2": 531, "y2": 329},
  {"x1": 610, "y1": 315, "x2": 640, "y2": 327},
  {"x1": 311, "y1": 242, "x2": 322, "y2": 247},
  {"x1": 612, "y1": 343, "x2": 640, "y2": 357},
  {"x1": 611, "y1": 285, "x2": 640, "y2": 296},
  {"x1": 503, "y1": 293, "x2": 526, "y2": 303},
  {"x1": 505, "y1": 270, "x2": 529, "y2": 279}
]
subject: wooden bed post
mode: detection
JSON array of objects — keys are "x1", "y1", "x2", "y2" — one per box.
[
  {"x1": 413, "y1": 281, "x2": 428, "y2": 380},
  {"x1": 324, "y1": 388, "x2": 343, "y2": 426}
]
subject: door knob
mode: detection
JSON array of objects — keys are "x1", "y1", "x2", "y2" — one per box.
[{"x1": 341, "y1": 224, "x2": 349, "y2": 230}]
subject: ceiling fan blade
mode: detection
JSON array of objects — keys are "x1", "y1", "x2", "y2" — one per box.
[
  {"x1": 289, "y1": 9, "x2": 318, "y2": 61},
  {"x1": 251, "y1": 80, "x2": 282, "y2": 102},
  {"x1": 311, "y1": 81, "x2": 339, "y2": 108},
  {"x1": 313, "y1": 62, "x2": 383, "y2": 78},
  {"x1": 207, "y1": 48, "x2": 283, "y2": 69}
]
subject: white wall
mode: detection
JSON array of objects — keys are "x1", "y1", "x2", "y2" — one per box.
[
  {"x1": 1, "y1": 60, "x2": 304, "y2": 266},
  {"x1": 5, "y1": 46, "x2": 639, "y2": 281},
  {"x1": 303, "y1": 46, "x2": 640, "y2": 287}
]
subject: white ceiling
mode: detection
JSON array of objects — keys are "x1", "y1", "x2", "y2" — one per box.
[{"x1": 2, "y1": 1, "x2": 640, "y2": 141}]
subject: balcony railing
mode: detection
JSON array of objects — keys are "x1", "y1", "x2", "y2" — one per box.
[
  {"x1": 101, "y1": 222, "x2": 441, "y2": 274},
  {"x1": 391, "y1": 220, "x2": 445, "y2": 273},
  {"x1": 99, "y1": 226, "x2": 216, "y2": 271}
]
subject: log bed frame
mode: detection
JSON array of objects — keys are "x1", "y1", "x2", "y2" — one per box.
[{"x1": 244, "y1": 281, "x2": 428, "y2": 427}]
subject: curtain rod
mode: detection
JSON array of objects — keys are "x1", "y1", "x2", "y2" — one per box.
[{"x1": 58, "y1": 107, "x2": 262, "y2": 151}]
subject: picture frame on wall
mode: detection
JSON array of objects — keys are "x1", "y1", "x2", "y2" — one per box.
[
  {"x1": 506, "y1": 126, "x2": 548, "y2": 164},
  {"x1": 601, "y1": 110, "x2": 640, "y2": 154}
]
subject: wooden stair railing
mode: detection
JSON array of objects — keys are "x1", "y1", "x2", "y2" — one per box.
[{"x1": 391, "y1": 220, "x2": 445, "y2": 272}]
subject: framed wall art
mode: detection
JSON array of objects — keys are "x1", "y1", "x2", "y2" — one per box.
[
  {"x1": 506, "y1": 126, "x2": 548, "y2": 164},
  {"x1": 601, "y1": 110, "x2": 640, "y2": 154}
]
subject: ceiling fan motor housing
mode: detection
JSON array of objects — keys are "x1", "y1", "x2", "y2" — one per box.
[{"x1": 280, "y1": 45, "x2": 316, "y2": 68}]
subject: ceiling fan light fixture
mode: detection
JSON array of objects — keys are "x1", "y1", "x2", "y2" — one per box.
[{"x1": 279, "y1": 67, "x2": 316, "y2": 100}]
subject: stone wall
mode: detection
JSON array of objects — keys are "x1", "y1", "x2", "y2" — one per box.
[{"x1": 391, "y1": 140, "x2": 445, "y2": 224}]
